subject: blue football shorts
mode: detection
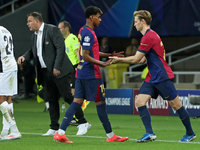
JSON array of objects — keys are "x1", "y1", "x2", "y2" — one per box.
[
  {"x1": 138, "y1": 79, "x2": 178, "y2": 101},
  {"x1": 74, "y1": 78, "x2": 105, "y2": 102}
]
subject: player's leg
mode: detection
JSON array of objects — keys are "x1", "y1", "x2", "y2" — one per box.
[
  {"x1": 96, "y1": 100, "x2": 112, "y2": 135},
  {"x1": 54, "y1": 78, "x2": 86, "y2": 143},
  {"x1": 59, "y1": 98, "x2": 84, "y2": 132},
  {"x1": 0, "y1": 96, "x2": 9, "y2": 138},
  {"x1": 0, "y1": 96, "x2": 21, "y2": 140},
  {"x1": 168, "y1": 96, "x2": 196, "y2": 142},
  {"x1": 0, "y1": 70, "x2": 21, "y2": 140},
  {"x1": 70, "y1": 65, "x2": 91, "y2": 125},
  {"x1": 54, "y1": 98, "x2": 83, "y2": 143},
  {"x1": 56, "y1": 75, "x2": 90, "y2": 135},
  {"x1": 157, "y1": 79, "x2": 195, "y2": 142},
  {"x1": 69, "y1": 69, "x2": 88, "y2": 125},
  {"x1": 135, "y1": 94, "x2": 153, "y2": 134},
  {"x1": 135, "y1": 81, "x2": 157, "y2": 142},
  {"x1": 135, "y1": 94, "x2": 156, "y2": 142},
  {"x1": 96, "y1": 100, "x2": 129, "y2": 142},
  {"x1": 1, "y1": 97, "x2": 10, "y2": 137},
  {"x1": 93, "y1": 79, "x2": 128, "y2": 142},
  {"x1": 1, "y1": 96, "x2": 13, "y2": 137}
]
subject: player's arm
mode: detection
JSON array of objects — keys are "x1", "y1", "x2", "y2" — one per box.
[
  {"x1": 109, "y1": 51, "x2": 145, "y2": 64},
  {"x1": 138, "y1": 56, "x2": 146, "y2": 64},
  {"x1": 83, "y1": 50, "x2": 111, "y2": 66},
  {"x1": 99, "y1": 51, "x2": 124, "y2": 58},
  {"x1": 99, "y1": 52, "x2": 110, "y2": 58}
]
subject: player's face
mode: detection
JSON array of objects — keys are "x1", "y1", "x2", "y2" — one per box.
[
  {"x1": 134, "y1": 16, "x2": 143, "y2": 32},
  {"x1": 27, "y1": 16, "x2": 38, "y2": 32},
  {"x1": 58, "y1": 23, "x2": 65, "y2": 35},
  {"x1": 92, "y1": 13, "x2": 102, "y2": 27}
]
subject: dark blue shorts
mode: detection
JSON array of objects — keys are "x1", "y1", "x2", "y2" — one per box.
[
  {"x1": 74, "y1": 78, "x2": 105, "y2": 101},
  {"x1": 138, "y1": 79, "x2": 177, "y2": 101}
]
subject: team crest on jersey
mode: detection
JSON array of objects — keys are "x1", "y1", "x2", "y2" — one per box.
[
  {"x1": 84, "y1": 36, "x2": 90, "y2": 42},
  {"x1": 78, "y1": 65, "x2": 83, "y2": 69}
]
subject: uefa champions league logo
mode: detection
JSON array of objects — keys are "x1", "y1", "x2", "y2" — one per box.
[{"x1": 84, "y1": 36, "x2": 90, "y2": 42}]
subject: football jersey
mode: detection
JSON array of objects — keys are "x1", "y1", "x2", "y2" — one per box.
[
  {"x1": 76, "y1": 26, "x2": 101, "y2": 79},
  {"x1": 138, "y1": 29, "x2": 174, "y2": 83},
  {"x1": 0, "y1": 26, "x2": 17, "y2": 73},
  {"x1": 64, "y1": 33, "x2": 79, "y2": 65}
]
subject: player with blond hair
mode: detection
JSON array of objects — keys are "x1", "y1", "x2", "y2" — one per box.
[{"x1": 110, "y1": 10, "x2": 196, "y2": 142}]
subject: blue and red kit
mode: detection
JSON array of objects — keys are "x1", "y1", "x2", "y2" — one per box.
[
  {"x1": 76, "y1": 25, "x2": 101, "y2": 79},
  {"x1": 75, "y1": 26, "x2": 104, "y2": 101},
  {"x1": 138, "y1": 29, "x2": 174, "y2": 83}
]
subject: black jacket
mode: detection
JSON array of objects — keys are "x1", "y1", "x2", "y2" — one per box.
[{"x1": 23, "y1": 23, "x2": 73, "y2": 85}]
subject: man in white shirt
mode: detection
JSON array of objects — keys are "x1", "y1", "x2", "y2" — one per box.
[{"x1": 18, "y1": 12, "x2": 90, "y2": 136}]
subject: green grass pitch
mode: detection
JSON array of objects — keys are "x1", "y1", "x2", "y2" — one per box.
[{"x1": 0, "y1": 98, "x2": 200, "y2": 150}]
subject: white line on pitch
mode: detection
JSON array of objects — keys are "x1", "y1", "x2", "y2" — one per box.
[{"x1": 21, "y1": 132, "x2": 200, "y2": 144}]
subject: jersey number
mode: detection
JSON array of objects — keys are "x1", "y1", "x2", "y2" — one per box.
[
  {"x1": 100, "y1": 84, "x2": 105, "y2": 97},
  {"x1": 4, "y1": 35, "x2": 13, "y2": 55}
]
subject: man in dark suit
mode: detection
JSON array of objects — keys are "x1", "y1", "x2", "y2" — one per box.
[{"x1": 17, "y1": 12, "x2": 91, "y2": 136}]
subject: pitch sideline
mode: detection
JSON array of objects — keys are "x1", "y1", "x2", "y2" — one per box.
[{"x1": 21, "y1": 132, "x2": 200, "y2": 144}]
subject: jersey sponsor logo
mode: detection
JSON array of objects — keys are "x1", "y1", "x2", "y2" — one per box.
[
  {"x1": 141, "y1": 43, "x2": 148, "y2": 46},
  {"x1": 84, "y1": 36, "x2": 90, "y2": 42},
  {"x1": 83, "y1": 42, "x2": 90, "y2": 46},
  {"x1": 74, "y1": 44, "x2": 79, "y2": 47}
]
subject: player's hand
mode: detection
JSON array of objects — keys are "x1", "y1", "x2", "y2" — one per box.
[
  {"x1": 103, "y1": 59, "x2": 113, "y2": 66},
  {"x1": 17, "y1": 56, "x2": 25, "y2": 65},
  {"x1": 111, "y1": 51, "x2": 124, "y2": 58},
  {"x1": 53, "y1": 68, "x2": 60, "y2": 76},
  {"x1": 109, "y1": 56, "x2": 119, "y2": 64}
]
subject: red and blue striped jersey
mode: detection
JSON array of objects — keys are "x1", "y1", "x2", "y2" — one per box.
[
  {"x1": 138, "y1": 29, "x2": 174, "y2": 83},
  {"x1": 76, "y1": 26, "x2": 101, "y2": 79}
]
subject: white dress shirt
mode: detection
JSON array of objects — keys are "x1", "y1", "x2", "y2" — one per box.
[{"x1": 35, "y1": 23, "x2": 47, "y2": 68}]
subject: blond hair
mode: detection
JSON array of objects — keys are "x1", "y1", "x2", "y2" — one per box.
[{"x1": 134, "y1": 10, "x2": 152, "y2": 25}]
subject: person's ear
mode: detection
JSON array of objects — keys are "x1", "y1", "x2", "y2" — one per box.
[
  {"x1": 89, "y1": 15, "x2": 93, "y2": 21},
  {"x1": 141, "y1": 19, "x2": 145, "y2": 24}
]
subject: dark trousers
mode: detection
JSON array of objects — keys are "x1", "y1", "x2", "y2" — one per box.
[
  {"x1": 42, "y1": 69, "x2": 87, "y2": 130},
  {"x1": 71, "y1": 64, "x2": 78, "y2": 88}
]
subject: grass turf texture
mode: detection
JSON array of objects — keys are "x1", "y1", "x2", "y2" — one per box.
[{"x1": 0, "y1": 98, "x2": 200, "y2": 150}]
